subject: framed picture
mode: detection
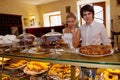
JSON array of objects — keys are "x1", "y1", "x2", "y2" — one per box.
[
  {"x1": 117, "y1": 0, "x2": 120, "y2": 5},
  {"x1": 23, "y1": 18, "x2": 29, "y2": 26},
  {"x1": 11, "y1": 26, "x2": 19, "y2": 36},
  {"x1": 66, "y1": 6, "x2": 71, "y2": 13}
]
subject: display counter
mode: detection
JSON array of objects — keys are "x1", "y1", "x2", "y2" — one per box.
[
  {"x1": 0, "y1": 48, "x2": 120, "y2": 69},
  {"x1": 0, "y1": 48, "x2": 120, "y2": 80}
]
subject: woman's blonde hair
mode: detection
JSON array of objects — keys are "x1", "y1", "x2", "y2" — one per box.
[{"x1": 66, "y1": 12, "x2": 76, "y2": 20}]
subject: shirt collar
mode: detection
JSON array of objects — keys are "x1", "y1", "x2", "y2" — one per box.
[
  {"x1": 90, "y1": 20, "x2": 96, "y2": 27},
  {"x1": 85, "y1": 20, "x2": 95, "y2": 28}
]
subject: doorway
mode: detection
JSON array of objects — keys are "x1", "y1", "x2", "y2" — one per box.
[{"x1": 93, "y1": 2, "x2": 106, "y2": 26}]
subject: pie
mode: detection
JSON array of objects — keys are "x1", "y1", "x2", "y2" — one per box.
[{"x1": 79, "y1": 45, "x2": 112, "y2": 55}]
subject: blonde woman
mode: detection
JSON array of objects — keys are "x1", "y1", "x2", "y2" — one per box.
[{"x1": 62, "y1": 13, "x2": 80, "y2": 48}]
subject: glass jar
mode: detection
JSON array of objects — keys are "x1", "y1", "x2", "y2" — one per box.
[
  {"x1": 17, "y1": 32, "x2": 37, "y2": 53},
  {"x1": 17, "y1": 32, "x2": 36, "y2": 47}
]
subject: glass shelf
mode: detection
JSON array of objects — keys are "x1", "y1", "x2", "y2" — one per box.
[{"x1": 0, "y1": 49, "x2": 120, "y2": 69}]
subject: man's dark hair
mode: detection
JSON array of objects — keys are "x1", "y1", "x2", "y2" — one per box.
[{"x1": 80, "y1": 4, "x2": 94, "y2": 18}]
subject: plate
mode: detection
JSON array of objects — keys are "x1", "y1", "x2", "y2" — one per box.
[
  {"x1": 0, "y1": 61, "x2": 8, "y2": 65},
  {"x1": 0, "y1": 57, "x2": 10, "y2": 61},
  {"x1": 5, "y1": 60, "x2": 28, "y2": 70},
  {"x1": 23, "y1": 67, "x2": 47, "y2": 75},
  {"x1": 0, "y1": 57, "x2": 11, "y2": 65},
  {"x1": 78, "y1": 49, "x2": 114, "y2": 57},
  {"x1": 28, "y1": 48, "x2": 46, "y2": 54},
  {"x1": 0, "y1": 44, "x2": 7, "y2": 48},
  {"x1": 49, "y1": 67, "x2": 80, "y2": 80},
  {"x1": 2, "y1": 74, "x2": 11, "y2": 80},
  {"x1": 5, "y1": 62, "x2": 27, "y2": 70},
  {"x1": 0, "y1": 43, "x2": 12, "y2": 48}
]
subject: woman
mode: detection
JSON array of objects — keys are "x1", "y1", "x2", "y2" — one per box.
[
  {"x1": 62, "y1": 12, "x2": 80, "y2": 48},
  {"x1": 80, "y1": 4, "x2": 111, "y2": 46}
]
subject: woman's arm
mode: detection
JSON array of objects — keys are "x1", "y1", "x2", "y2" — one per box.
[{"x1": 71, "y1": 28, "x2": 80, "y2": 48}]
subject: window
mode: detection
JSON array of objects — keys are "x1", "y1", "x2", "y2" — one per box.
[
  {"x1": 43, "y1": 11, "x2": 61, "y2": 27},
  {"x1": 93, "y1": 2, "x2": 106, "y2": 26},
  {"x1": 94, "y1": 5, "x2": 104, "y2": 23},
  {"x1": 49, "y1": 14, "x2": 61, "y2": 26}
]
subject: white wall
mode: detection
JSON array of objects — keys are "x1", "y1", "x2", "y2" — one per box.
[
  {"x1": 0, "y1": 0, "x2": 40, "y2": 30},
  {"x1": 110, "y1": 0, "x2": 120, "y2": 32}
]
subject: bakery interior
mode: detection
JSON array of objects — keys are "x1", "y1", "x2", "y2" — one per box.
[{"x1": 0, "y1": 0, "x2": 120, "y2": 80}]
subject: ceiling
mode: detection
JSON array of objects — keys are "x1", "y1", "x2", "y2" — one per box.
[{"x1": 19, "y1": 0, "x2": 60, "y2": 5}]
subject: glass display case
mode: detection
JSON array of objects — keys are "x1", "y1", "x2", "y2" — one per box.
[
  {"x1": 16, "y1": 32, "x2": 37, "y2": 53},
  {"x1": 40, "y1": 29, "x2": 67, "y2": 49},
  {"x1": 0, "y1": 46, "x2": 120, "y2": 80},
  {"x1": 17, "y1": 32, "x2": 37, "y2": 46},
  {"x1": 0, "y1": 33, "x2": 120, "y2": 80}
]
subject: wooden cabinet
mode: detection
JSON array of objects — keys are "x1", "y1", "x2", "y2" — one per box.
[
  {"x1": 26, "y1": 25, "x2": 65, "y2": 37},
  {"x1": 0, "y1": 13, "x2": 23, "y2": 35}
]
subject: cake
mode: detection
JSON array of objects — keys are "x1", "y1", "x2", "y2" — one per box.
[
  {"x1": 40, "y1": 30, "x2": 65, "y2": 48},
  {"x1": 18, "y1": 33, "x2": 36, "y2": 46}
]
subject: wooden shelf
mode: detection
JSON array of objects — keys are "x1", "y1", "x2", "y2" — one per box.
[{"x1": 0, "y1": 13, "x2": 23, "y2": 35}]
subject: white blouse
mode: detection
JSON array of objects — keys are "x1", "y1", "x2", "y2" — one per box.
[
  {"x1": 62, "y1": 33, "x2": 73, "y2": 49},
  {"x1": 62, "y1": 28, "x2": 79, "y2": 49}
]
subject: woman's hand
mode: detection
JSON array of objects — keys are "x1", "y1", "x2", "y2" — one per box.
[
  {"x1": 71, "y1": 27, "x2": 76, "y2": 34},
  {"x1": 71, "y1": 28, "x2": 81, "y2": 48}
]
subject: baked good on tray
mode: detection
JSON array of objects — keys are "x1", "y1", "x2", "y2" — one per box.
[
  {"x1": 48, "y1": 64, "x2": 80, "y2": 79},
  {"x1": 40, "y1": 30, "x2": 66, "y2": 48},
  {"x1": 23, "y1": 61, "x2": 50, "y2": 75},
  {"x1": 18, "y1": 33, "x2": 36, "y2": 46},
  {"x1": 96, "y1": 68, "x2": 120, "y2": 80},
  {"x1": 5, "y1": 59, "x2": 27, "y2": 69},
  {"x1": 26, "y1": 61, "x2": 49, "y2": 71},
  {"x1": 79, "y1": 45, "x2": 112, "y2": 55},
  {"x1": 103, "y1": 70, "x2": 119, "y2": 80}
]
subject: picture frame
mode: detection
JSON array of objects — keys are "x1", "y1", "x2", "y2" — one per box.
[
  {"x1": 11, "y1": 26, "x2": 19, "y2": 36},
  {"x1": 23, "y1": 18, "x2": 29, "y2": 26},
  {"x1": 117, "y1": 0, "x2": 120, "y2": 5},
  {"x1": 66, "y1": 6, "x2": 71, "y2": 13}
]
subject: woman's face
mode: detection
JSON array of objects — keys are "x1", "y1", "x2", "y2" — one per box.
[
  {"x1": 82, "y1": 11, "x2": 94, "y2": 24},
  {"x1": 67, "y1": 17, "x2": 76, "y2": 29}
]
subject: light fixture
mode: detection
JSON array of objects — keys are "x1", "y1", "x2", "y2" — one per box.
[{"x1": 31, "y1": 15, "x2": 35, "y2": 19}]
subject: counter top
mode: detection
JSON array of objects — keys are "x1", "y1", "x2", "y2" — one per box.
[{"x1": 0, "y1": 48, "x2": 120, "y2": 69}]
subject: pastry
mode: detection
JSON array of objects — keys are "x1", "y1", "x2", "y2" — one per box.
[
  {"x1": 107, "y1": 68, "x2": 120, "y2": 74},
  {"x1": 8, "y1": 59, "x2": 27, "y2": 68},
  {"x1": 18, "y1": 35, "x2": 35, "y2": 46},
  {"x1": 27, "y1": 61, "x2": 49, "y2": 72},
  {"x1": 103, "y1": 71, "x2": 118, "y2": 80},
  {"x1": 48, "y1": 64, "x2": 79, "y2": 79},
  {"x1": 79, "y1": 45, "x2": 111, "y2": 55},
  {"x1": 96, "y1": 68, "x2": 106, "y2": 74}
]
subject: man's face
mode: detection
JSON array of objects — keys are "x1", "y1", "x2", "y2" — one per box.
[
  {"x1": 67, "y1": 17, "x2": 76, "y2": 29},
  {"x1": 83, "y1": 11, "x2": 93, "y2": 24}
]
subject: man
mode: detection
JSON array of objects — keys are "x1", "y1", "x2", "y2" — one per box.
[{"x1": 80, "y1": 4, "x2": 111, "y2": 46}]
